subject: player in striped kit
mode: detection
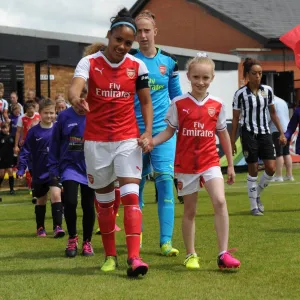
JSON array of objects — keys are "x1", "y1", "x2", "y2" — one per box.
[{"x1": 231, "y1": 58, "x2": 286, "y2": 216}]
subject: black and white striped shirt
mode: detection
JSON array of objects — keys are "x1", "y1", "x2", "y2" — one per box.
[{"x1": 233, "y1": 84, "x2": 274, "y2": 134}]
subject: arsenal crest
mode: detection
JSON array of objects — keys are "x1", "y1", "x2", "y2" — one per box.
[
  {"x1": 177, "y1": 181, "x2": 183, "y2": 190},
  {"x1": 127, "y1": 68, "x2": 136, "y2": 79},
  {"x1": 208, "y1": 107, "x2": 216, "y2": 117},
  {"x1": 159, "y1": 65, "x2": 167, "y2": 75},
  {"x1": 87, "y1": 174, "x2": 94, "y2": 184}
]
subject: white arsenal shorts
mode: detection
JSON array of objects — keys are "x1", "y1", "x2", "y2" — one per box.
[
  {"x1": 176, "y1": 166, "x2": 223, "y2": 196},
  {"x1": 84, "y1": 139, "x2": 142, "y2": 189}
]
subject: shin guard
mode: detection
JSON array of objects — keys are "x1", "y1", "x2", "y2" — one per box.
[
  {"x1": 121, "y1": 184, "x2": 141, "y2": 259},
  {"x1": 95, "y1": 197, "x2": 116, "y2": 257}
]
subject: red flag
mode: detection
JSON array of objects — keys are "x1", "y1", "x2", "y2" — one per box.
[{"x1": 280, "y1": 25, "x2": 300, "y2": 69}]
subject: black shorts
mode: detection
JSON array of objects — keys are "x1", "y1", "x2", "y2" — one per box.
[
  {"x1": 33, "y1": 182, "x2": 50, "y2": 198},
  {"x1": 272, "y1": 132, "x2": 290, "y2": 157},
  {"x1": 241, "y1": 127, "x2": 276, "y2": 163},
  {"x1": 0, "y1": 161, "x2": 14, "y2": 169},
  {"x1": 0, "y1": 155, "x2": 16, "y2": 169}
]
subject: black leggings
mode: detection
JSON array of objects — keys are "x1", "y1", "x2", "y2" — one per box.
[{"x1": 62, "y1": 180, "x2": 95, "y2": 241}]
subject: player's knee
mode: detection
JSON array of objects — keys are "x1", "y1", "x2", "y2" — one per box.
[
  {"x1": 155, "y1": 174, "x2": 173, "y2": 193},
  {"x1": 155, "y1": 174, "x2": 174, "y2": 203},
  {"x1": 184, "y1": 207, "x2": 197, "y2": 220},
  {"x1": 124, "y1": 205, "x2": 142, "y2": 235},
  {"x1": 37, "y1": 196, "x2": 47, "y2": 205},
  {"x1": 213, "y1": 196, "x2": 227, "y2": 213},
  {"x1": 265, "y1": 165, "x2": 276, "y2": 176},
  {"x1": 50, "y1": 187, "x2": 62, "y2": 203}
]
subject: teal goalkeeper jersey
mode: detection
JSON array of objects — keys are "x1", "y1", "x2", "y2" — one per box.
[{"x1": 132, "y1": 48, "x2": 182, "y2": 134}]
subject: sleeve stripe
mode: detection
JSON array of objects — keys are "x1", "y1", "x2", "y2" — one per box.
[
  {"x1": 217, "y1": 126, "x2": 227, "y2": 131},
  {"x1": 73, "y1": 74, "x2": 88, "y2": 80},
  {"x1": 165, "y1": 119, "x2": 177, "y2": 128}
]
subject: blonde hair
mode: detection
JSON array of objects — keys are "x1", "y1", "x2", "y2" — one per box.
[
  {"x1": 56, "y1": 98, "x2": 66, "y2": 105},
  {"x1": 186, "y1": 55, "x2": 215, "y2": 74},
  {"x1": 135, "y1": 10, "x2": 156, "y2": 25},
  {"x1": 83, "y1": 43, "x2": 106, "y2": 57}
]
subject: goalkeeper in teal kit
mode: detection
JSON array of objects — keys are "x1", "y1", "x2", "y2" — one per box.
[{"x1": 132, "y1": 10, "x2": 182, "y2": 256}]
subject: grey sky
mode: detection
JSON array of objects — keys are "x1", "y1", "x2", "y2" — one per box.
[{"x1": 0, "y1": 0, "x2": 136, "y2": 37}]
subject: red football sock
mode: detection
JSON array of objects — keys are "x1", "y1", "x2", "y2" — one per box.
[
  {"x1": 95, "y1": 200, "x2": 116, "y2": 257},
  {"x1": 121, "y1": 184, "x2": 141, "y2": 260},
  {"x1": 25, "y1": 171, "x2": 32, "y2": 189}
]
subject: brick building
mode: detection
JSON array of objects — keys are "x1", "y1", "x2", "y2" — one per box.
[
  {"x1": 0, "y1": 24, "x2": 239, "y2": 104},
  {"x1": 130, "y1": 0, "x2": 300, "y2": 106},
  {"x1": 0, "y1": 26, "x2": 107, "y2": 102}
]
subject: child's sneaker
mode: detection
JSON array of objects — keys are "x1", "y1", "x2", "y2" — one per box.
[
  {"x1": 65, "y1": 236, "x2": 78, "y2": 258},
  {"x1": 37, "y1": 227, "x2": 46, "y2": 237},
  {"x1": 184, "y1": 254, "x2": 200, "y2": 269},
  {"x1": 127, "y1": 257, "x2": 148, "y2": 277},
  {"x1": 82, "y1": 240, "x2": 94, "y2": 256},
  {"x1": 53, "y1": 226, "x2": 65, "y2": 238},
  {"x1": 217, "y1": 250, "x2": 240, "y2": 270}
]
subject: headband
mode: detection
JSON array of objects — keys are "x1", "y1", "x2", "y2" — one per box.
[{"x1": 111, "y1": 21, "x2": 136, "y2": 33}]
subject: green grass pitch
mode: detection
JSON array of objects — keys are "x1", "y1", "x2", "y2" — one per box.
[{"x1": 1, "y1": 170, "x2": 300, "y2": 300}]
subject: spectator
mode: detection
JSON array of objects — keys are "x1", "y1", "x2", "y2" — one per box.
[
  {"x1": 9, "y1": 91, "x2": 24, "y2": 115},
  {"x1": 269, "y1": 96, "x2": 294, "y2": 182},
  {"x1": 0, "y1": 83, "x2": 10, "y2": 124}
]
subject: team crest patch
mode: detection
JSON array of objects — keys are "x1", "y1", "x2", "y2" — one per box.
[
  {"x1": 127, "y1": 68, "x2": 136, "y2": 79},
  {"x1": 159, "y1": 65, "x2": 167, "y2": 75},
  {"x1": 208, "y1": 107, "x2": 216, "y2": 117},
  {"x1": 87, "y1": 174, "x2": 94, "y2": 184},
  {"x1": 177, "y1": 181, "x2": 183, "y2": 190},
  {"x1": 243, "y1": 151, "x2": 249, "y2": 159}
]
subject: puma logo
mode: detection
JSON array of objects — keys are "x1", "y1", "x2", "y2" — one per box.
[
  {"x1": 94, "y1": 67, "x2": 104, "y2": 74},
  {"x1": 182, "y1": 109, "x2": 190, "y2": 114}
]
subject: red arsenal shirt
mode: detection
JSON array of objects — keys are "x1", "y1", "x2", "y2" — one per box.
[
  {"x1": 74, "y1": 51, "x2": 149, "y2": 142},
  {"x1": 166, "y1": 93, "x2": 227, "y2": 174}
]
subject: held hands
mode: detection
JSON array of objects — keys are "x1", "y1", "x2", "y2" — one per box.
[
  {"x1": 227, "y1": 166, "x2": 235, "y2": 185},
  {"x1": 13, "y1": 146, "x2": 20, "y2": 155},
  {"x1": 279, "y1": 133, "x2": 287, "y2": 146},
  {"x1": 138, "y1": 131, "x2": 153, "y2": 153}
]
